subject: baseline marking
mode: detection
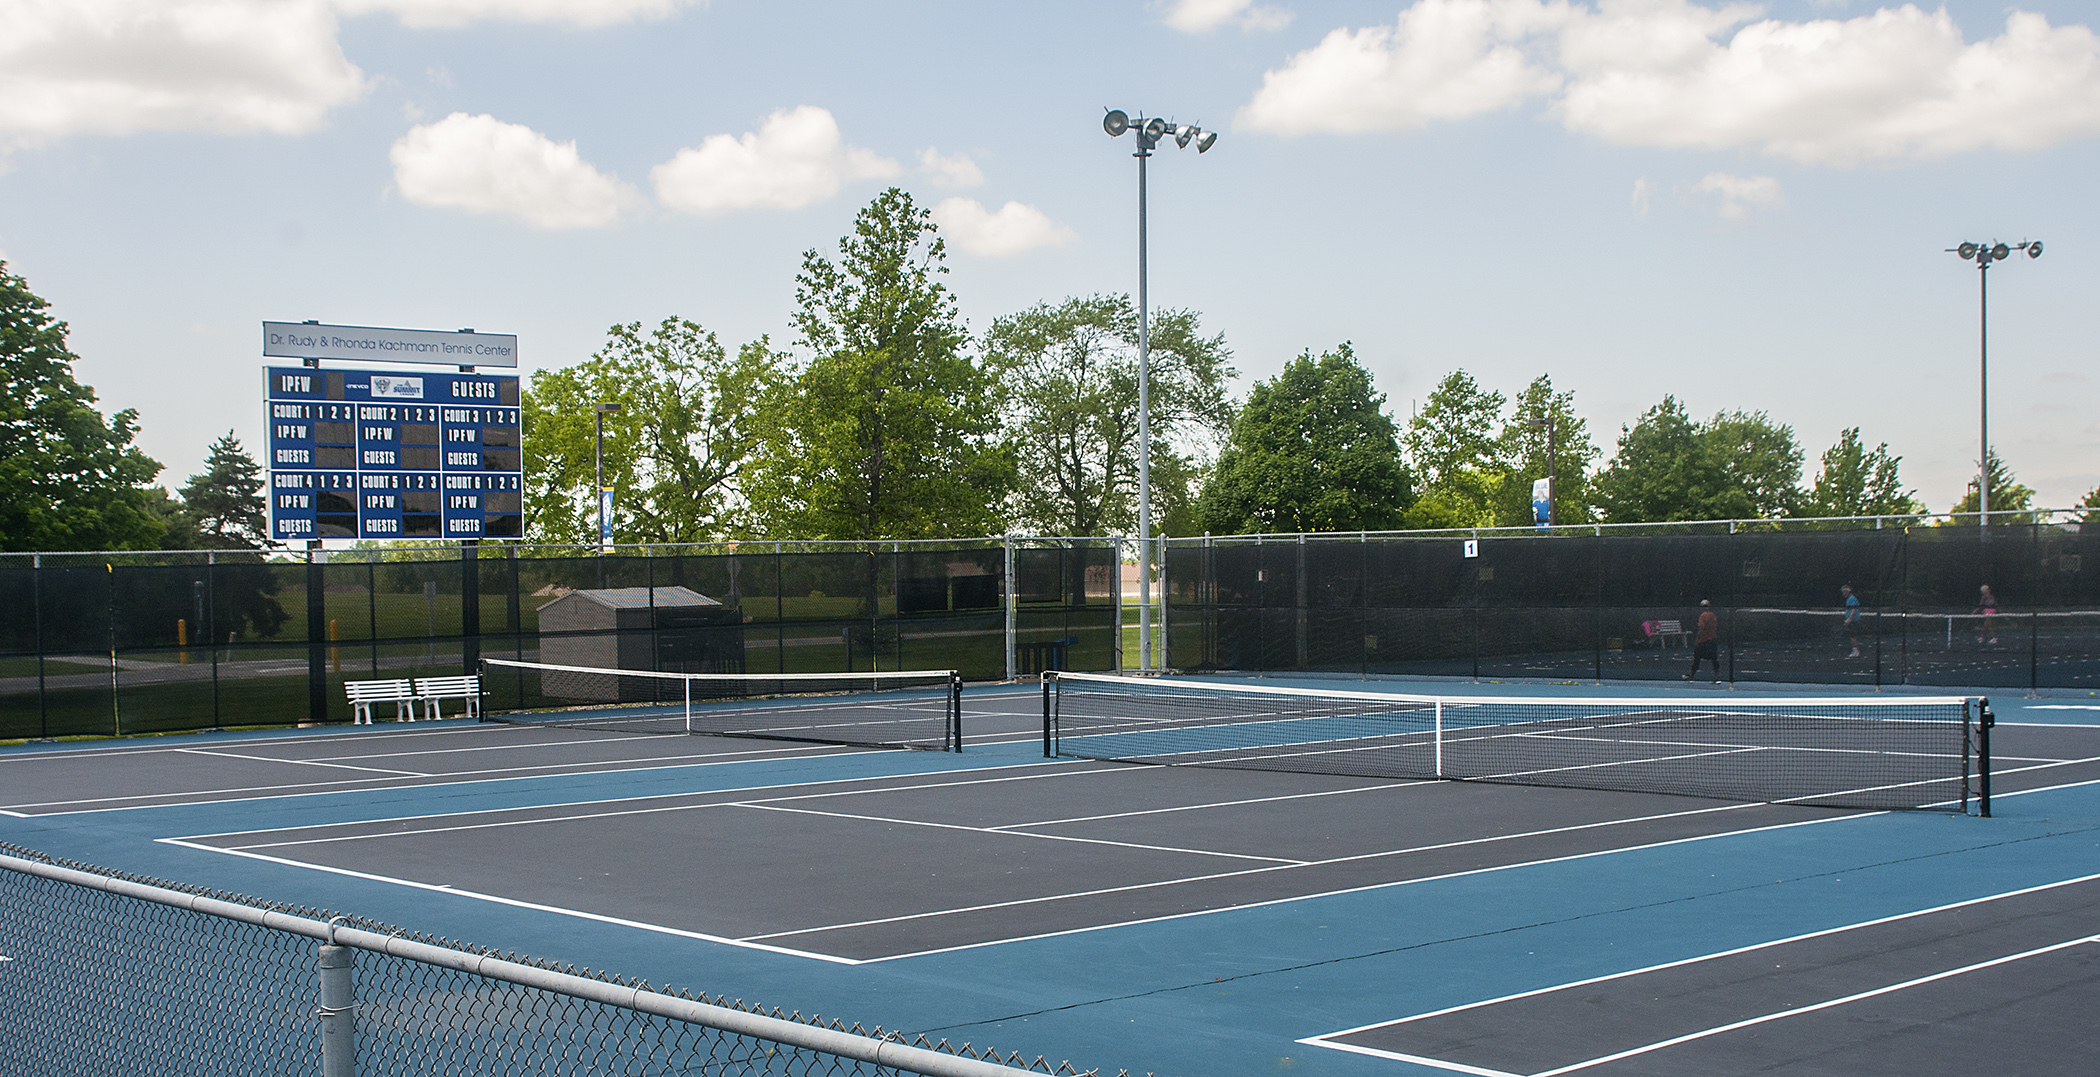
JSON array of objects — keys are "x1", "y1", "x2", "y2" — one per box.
[{"x1": 1298, "y1": 871, "x2": 2100, "y2": 1072}]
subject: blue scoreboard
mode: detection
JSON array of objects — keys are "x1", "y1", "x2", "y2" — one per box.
[{"x1": 265, "y1": 366, "x2": 523, "y2": 542}]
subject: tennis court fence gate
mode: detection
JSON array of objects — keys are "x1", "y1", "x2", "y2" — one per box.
[{"x1": 0, "y1": 843, "x2": 1111, "y2": 1077}]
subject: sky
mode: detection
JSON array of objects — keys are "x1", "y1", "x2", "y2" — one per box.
[{"x1": 2, "y1": 0, "x2": 2097, "y2": 515}]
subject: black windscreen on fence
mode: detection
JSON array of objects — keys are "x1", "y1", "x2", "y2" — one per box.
[
  {"x1": 0, "y1": 541, "x2": 1116, "y2": 739},
  {"x1": 1166, "y1": 523, "x2": 2100, "y2": 690}
]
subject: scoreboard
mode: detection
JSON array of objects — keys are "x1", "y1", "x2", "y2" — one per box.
[{"x1": 266, "y1": 366, "x2": 523, "y2": 542}]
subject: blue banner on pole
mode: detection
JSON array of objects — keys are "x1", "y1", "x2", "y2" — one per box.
[
  {"x1": 599, "y1": 488, "x2": 615, "y2": 548},
  {"x1": 1532, "y1": 478, "x2": 1552, "y2": 529}
]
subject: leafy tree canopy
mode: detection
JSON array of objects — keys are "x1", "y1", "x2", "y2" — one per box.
[
  {"x1": 984, "y1": 294, "x2": 1233, "y2": 536},
  {"x1": 525, "y1": 317, "x2": 773, "y2": 545},
  {"x1": 1944, "y1": 449, "x2": 2034, "y2": 525},
  {"x1": 1801, "y1": 427, "x2": 1920, "y2": 521},
  {"x1": 0, "y1": 261, "x2": 164, "y2": 551},
  {"x1": 1490, "y1": 374, "x2": 1600, "y2": 526},
  {"x1": 1593, "y1": 397, "x2": 1802, "y2": 523},
  {"x1": 1197, "y1": 343, "x2": 1411, "y2": 534},
  {"x1": 744, "y1": 188, "x2": 1011, "y2": 539}
]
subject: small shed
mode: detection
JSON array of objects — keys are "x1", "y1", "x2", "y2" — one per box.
[{"x1": 536, "y1": 586, "x2": 745, "y2": 702}]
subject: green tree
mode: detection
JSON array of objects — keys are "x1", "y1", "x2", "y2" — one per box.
[
  {"x1": 0, "y1": 261, "x2": 164, "y2": 551},
  {"x1": 1401, "y1": 371, "x2": 1506, "y2": 526},
  {"x1": 1593, "y1": 397, "x2": 1742, "y2": 523},
  {"x1": 744, "y1": 188, "x2": 1011, "y2": 538},
  {"x1": 524, "y1": 317, "x2": 773, "y2": 544},
  {"x1": 1943, "y1": 450, "x2": 2035, "y2": 524},
  {"x1": 1801, "y1": 428, "x2": 1920, "y2": 520},
  {"x1": 146, "y1": 487, "x2": 202, "y2": 550},
  {"x1": 2074, "y1": 485, "x2": 2100, "y2": 526},
  {"x1": 1593, "y1": 398, "x2": 1803, "y2": 524},
  {"x1": 984, "y1": 294, "x2": 1234, "y2": 536},
  {"x1": 1490, "y1": 374, "x2": 1599, "y2": 526},
  {"x1": 1702, "y1": 409, "x2": 1803, "y2": 518},
  {"x1": 1196, "y1": 343, "x2": 1412, "y2": 533},
  {"x1": 174, "y1": 432, "x2": 270, "y2": 548}
]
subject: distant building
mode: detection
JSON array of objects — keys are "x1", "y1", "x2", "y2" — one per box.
[{"x1": 535, "y1": 586, "x2": 744, "y2": 702}]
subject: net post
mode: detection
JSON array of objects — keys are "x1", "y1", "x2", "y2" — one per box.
[
  {"x1": 318, "y1": 933, "x2": 356, "y2": 1077},
  {"x1": 1961, "y1": 699, "x2": 1971, "y2": 815},
  {"x1": 950, "y1": 672, "x2": 963, "y2": 752},
  {"x1": 684, "y1": 675, "x2": 692, "y2": 735},
  {"x1": 1434, "y1": 699, "x2": 1444, "y2": 779},
  {"x1": 1041, "y1": 672, "x2": 1054, "y2": 758},
  {"x1": 1977, "y1": 697, "x2": 1993, "y2": 818}
]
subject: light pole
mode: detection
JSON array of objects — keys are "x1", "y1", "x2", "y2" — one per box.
[
  {"x1": 1103, "y1": 108, "x2": 1215, "y2": 671},
  {"x1": 1947, "y1": 240, "x2": 2041, "y2": 530},
  {"x1": 595, "y1": 401, "x2": 621, "y2": 552}
]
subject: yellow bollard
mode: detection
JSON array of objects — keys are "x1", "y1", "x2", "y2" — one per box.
[
  {"x1": 177, "y1": 618, "x2": 189, "y2": 665},
  {"x1": 329, "y1": 618, "x2": 341, "y2": 673}
]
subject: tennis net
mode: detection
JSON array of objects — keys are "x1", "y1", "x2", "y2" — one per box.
[
  {"x1": 483, "y1": 658, "x2": 962, "y2": 751},
  {"x1": 1042, "y1": 672, "x2": 1976, "y2": 811}
]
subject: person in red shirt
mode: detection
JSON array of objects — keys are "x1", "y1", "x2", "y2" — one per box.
[{"x1": 1685, "y1": 599, "x2": 1721, "y2": 683}]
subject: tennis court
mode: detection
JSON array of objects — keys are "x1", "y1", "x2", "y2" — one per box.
[{"x1": 4, "y1": 673, "x2": 2098, "y2": 1074}]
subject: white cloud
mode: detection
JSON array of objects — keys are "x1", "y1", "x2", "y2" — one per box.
[
  {"x1": 1631, "y1": 176, "x2": 1652, "y2": 216},
  {"x1": 1237, "y1": 0, "x2": 1563, "y2": 134},
  {"x1": 930, "y1": 198, "x2": 1076, "y2": 257},
  {"x1": 390, "y1": 113, "x2": 639, "y2": 229},
  {"x1": 651, "y1": 106, "x2": 898, "y2": 216},
  {"x1": 918, "y1": 148, "x2": 984, "y2": 189},
  {"x1": 1237, "y1": 2, "x2": 2100, "y2": 165},
  {"x1": 0, "y1": 0, "x2": 367, "y2": 147},
  {"x1": 1692, "y1": 172, "x2": 1782, "y2": 219},
  {"x1": 332, "y1": 0, "x2": 697, "y2": 28},
  {"x1": 1163, "y1": 0, "x2": 1292, "y2": 33}
]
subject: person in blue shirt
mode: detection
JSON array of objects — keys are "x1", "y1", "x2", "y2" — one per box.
[{"x1": 1841, "y1": 584, "x2": 1862, "y2": 659}]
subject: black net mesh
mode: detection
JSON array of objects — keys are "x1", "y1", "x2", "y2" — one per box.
[
  {"x1": 1046, "y1": 672, "x2": 1972, "y2": 811},
  {"x1": 1169, "y1": 525, "x2": 2100, "y2": 690}
]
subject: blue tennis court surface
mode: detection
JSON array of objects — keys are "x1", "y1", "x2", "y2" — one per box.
[{"x1": 3, "y1": 676, "x2": 2096, "y2": 1075}]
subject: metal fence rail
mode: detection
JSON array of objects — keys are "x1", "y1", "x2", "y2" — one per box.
[{"x1": 0, "y1": 844, "x2": 1112, "y2": 1077}]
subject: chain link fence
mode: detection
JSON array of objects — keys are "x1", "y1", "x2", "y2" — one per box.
[{"x1": 0, "y1": 842, "x2": 1121, "y2": 1077}]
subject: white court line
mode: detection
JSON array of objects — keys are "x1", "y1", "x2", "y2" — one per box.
[
  {"x1": 1297, "y1": 870, "x2": 2100, "y2": 1066},
  {"x1": 735, "y1": 802, "x2": 1310, "y2": 865},
  {"x1": 295, "y1": 732, "x2": 668, "y2": 762},
  {"x1": 986, "y1": 782, "x2": 1417, "y2": 830},
  {"x1": 176, "y1": 760, "x2": 1121, "y2": 846},
  {"x1": 173, "y1": 747, "x2": 431, "y2": 777},
  {"x1": 743, "y1": 802, "x2": 1761, "y2": 945},
  {"x1": 854, "y1": 811, "x2": 1863, "y2": 963},
  {"x1": 1529, "y1": 934, "x2": 2100, "y2": 1076},
  {"x1": 154, "y1": 837, "x2": 866, "y2": 965},
  {"x1": 0, "y1": 722, "x2": 520, "y2": 762},
  {"x1": 5, "y1": 741, "x2": 856, "y2": 813}
]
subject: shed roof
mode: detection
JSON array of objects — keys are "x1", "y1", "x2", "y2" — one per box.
[{"x1": 552, "y1": 586, "x2": 721, "y2": 610}]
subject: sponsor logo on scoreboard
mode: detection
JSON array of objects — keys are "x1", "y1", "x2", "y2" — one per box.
[{"x1": 370, "y1": 376, "x2": 424, "y2": 399}]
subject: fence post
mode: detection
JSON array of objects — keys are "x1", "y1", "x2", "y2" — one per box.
[
  {"x1": 1295, "y1": 534, "x2": 1308, "y2": 670},
  {"x1": 1004, "y1": 537, "x2": 1017, "y2": 681},
  {"x1": 34, "y1": 552, "x2": 46, "y2": 738},
  {"x1": 318, "y1": 939, "x2": 356, "y2": 1077}
]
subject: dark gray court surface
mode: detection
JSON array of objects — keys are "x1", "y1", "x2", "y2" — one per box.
[
  {"x1": 1310, "y1": 876, "x2": 2100, "y2": 1075},
  {"x1": 5, "y1": 689, "x2": 2098, "y2": 1075}
]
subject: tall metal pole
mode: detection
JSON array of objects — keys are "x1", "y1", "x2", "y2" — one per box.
[
  {"x1": 595, "y1": 410, "x2": 606, "y2": 547},
  {"x1": 1978, "y1": 260, "x2": 1989, "y2": 530},
  {"x1": 1546, "y1": 415, "x2": 1557, "y2": 528},
  {"x1": 1136, "y1": 137, "x2": 1154, "y2": 672}
]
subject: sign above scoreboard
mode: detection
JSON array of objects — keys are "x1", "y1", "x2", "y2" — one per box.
[
  {"x1": 265, "y1": 366, "x2": 523, "y2": 543},
  {"x1": 262, "y1": 321, "x2": 519, "y2": 368}
]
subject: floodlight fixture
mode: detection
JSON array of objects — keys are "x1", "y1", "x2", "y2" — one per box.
[
  {"x1": 1947, "y1": 237, "x2": 2043, "y2": 532},
  {"x1": 1195, "y1": 129, "x2": 1217, "y2": 152},
  {"x1": 1103, "y1": 109, "x2": 1129, "y2": 137}
]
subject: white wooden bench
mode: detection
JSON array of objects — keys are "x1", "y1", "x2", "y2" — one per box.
[
  {"x1": 414, "y1": 675, "x2": 483, "y2": 720},
  {"x1": 345, "y1": 679, "x2": 417, "y2": 724},
  {"x1": 1650, "y1": 619, "x2": 1690, "y2": 648}
]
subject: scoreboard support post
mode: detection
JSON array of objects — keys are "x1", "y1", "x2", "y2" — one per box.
[
  {"x1": 461, "y1": 541, "x2": 481, "y2": 678},
  {"x1": 306, "y1": 543, "x2": 328, "y2": 726}
]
